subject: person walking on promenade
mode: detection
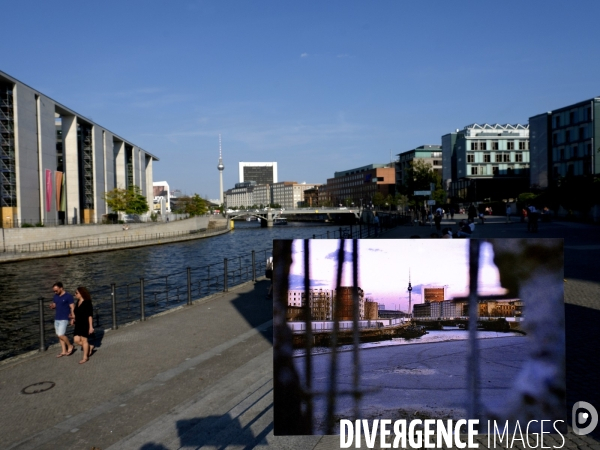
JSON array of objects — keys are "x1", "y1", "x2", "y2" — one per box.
[
  {"x1": 450, "y1": 207, "x2": 455, "y2": 220},
  {"x1": 373, "y1": 214, "x2": 380, "y2": 236},
  {"x1": 506, "y1": 204, "x2": 512, "y2": 223},
  {"x1": 71, "y1": 286, "x2": 95, "y2": 364},
  {"x1": 468, "y1": 203, "x2": 477, "y2": 222},
  {"x1": 434, "y1": 212, "x2": 442, "y2": 231},
  {"x1": 528, "y1": 204, "x2": 539, "y2": 233},
  {"x1": 50, "y1": 282, "x2": 75, "y2": 358}
]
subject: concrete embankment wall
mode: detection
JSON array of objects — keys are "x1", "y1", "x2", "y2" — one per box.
[
  {"x1": 2, "y1": 216, "x2": 226, "y2": 248},
  {"x1": 0, "y1": 216, "x2": 229, "y2": 262}
]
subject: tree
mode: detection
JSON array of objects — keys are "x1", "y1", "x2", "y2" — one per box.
[
  {"x1": 175, "y1": 194, "x2": 207, "y2": 216},
  {"x1": 372, "y1": 192, "x2": 385, "y2": 209},
  {"x1": 406, "y1": 160, "x2": 439, "y2": 194},
  {"x1": 103, "y1": 188, "x2": 128, "y2": 212},
  {"x1": 103, "y1": 185, "x2": 149, "y2": 215},
  {"x1": 125, "y1": 185, "x2": 149, "y2": 214}
]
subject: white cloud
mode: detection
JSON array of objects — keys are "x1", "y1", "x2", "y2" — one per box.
[{"x1": 300, "y1": 52, "x2": 308, "y2": 58}]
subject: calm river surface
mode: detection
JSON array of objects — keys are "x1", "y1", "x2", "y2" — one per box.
[{"x1": 0, "y1": 221, "x2": 339, "y2": 305}]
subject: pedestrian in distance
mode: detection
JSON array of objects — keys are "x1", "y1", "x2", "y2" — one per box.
[
  {"x1": 373, "y1": 214, "x2": 380, "y2": 236},
  {"x1": 72, "y1": 286, "x2": 95, "y2": 364},
  {"x1": 468, "y1": 203, "x2": 477, "y2": 222},
  {"x1": 434, "y1": 212, "x2": 442, "y2": 231},
  {"x1": 506, "y1": 204, "x2": 512, "y2": 223},
  {"x1": 50, "y1": 282, "x2": 75, "y2": 358}
]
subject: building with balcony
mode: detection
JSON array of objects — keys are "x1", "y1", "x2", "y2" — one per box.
[
  {"x1": 0, "y1": 70, "x2": 158, "y2": 227},
  {"x1": 442, "y1": 124, "x2": 530, "y2": 203},
  {"x1": 529, "y1": 97, "x2": 599, "y2": 189},
  {"x1": 287, "y1": 288, "x2": 334, "y2": 321}
]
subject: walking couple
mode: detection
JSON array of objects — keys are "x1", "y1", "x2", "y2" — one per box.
[{"x1": 51, "y1": 282, "x2": 95, "y2": 364}]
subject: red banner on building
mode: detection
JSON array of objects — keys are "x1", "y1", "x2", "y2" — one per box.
[{"x1": 45, "y1": 169, "x2": 52, "y2": 212}]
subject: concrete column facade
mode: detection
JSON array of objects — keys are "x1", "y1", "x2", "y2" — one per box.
[
  {"x1": 13, "y1": 83, "x2": 42, "y2": 225},
  {"x1": 92, "y1": 125, "x2": 105, "y2": 221},
  {"x1": 114, "y1": 140, "x2": 125, "y2": 188},
  {"x1": 62, "y1": 115, "x2": 79, "y2": 224}
]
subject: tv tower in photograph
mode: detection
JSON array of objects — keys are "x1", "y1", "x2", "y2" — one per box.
[{"x1": 217, "y1": 134, "x2": 225, "y2": 204}]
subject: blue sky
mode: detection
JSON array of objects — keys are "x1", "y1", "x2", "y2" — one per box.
[
  {"x1": 3, "y1": 1, "x2": 600, "y2": 200},
  {"x1": 289, "y1": 239, "x2": 505, "y2": 311}
]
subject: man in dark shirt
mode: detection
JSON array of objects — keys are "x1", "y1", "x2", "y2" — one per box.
[{"x1": 50, "y1": 282, "x2": 75, "y2": 357}]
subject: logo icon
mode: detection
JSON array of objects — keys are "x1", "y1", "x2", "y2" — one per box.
[{"x1": 572, "y1": 401, "x2": 598, "y2": 435}]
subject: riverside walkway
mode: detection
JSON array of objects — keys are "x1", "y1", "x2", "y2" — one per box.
[{"x1": 0, "y1": 217, "x2": 599, "y2": 449}]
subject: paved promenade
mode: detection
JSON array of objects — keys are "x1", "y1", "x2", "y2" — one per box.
[{"x1": 0, "y1": 216, "x2": 599, "y2": 449}]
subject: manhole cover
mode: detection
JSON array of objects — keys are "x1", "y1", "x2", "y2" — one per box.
[{"x1": 21, "y1": 381, "x2": 55, "y2": 394}]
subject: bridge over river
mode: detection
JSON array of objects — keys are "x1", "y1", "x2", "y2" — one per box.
[{"x1": 228, "y1": 207, "x2": 362, "y2": 226}]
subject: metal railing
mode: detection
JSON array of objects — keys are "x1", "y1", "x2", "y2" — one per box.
[
  {"x1": 0, "y1": 221, "x2": 402, "y2": 361},
  {"x1": 1, "y1": 213, "x2": 215, "y2": 228},
  {"x1": 0, "y1": 247, "x2": 271, "y2": 361}
]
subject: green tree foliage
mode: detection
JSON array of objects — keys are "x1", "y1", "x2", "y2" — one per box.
[
  {"x1": 372, "y1": 192, "x2": 385, "y2": 209},
  {"x1": 174, "y1": 194, "x2": 208, "y2": 216},
  {"x1": 103, "y1": 186, "x2": 149, "y2": 214},
  {"x1": 103, "y1": 188, "x2": 128, "y2": 212},
  {"x1": 406, "y1": 160, "x2": 440, "y2": 193},
  {"x1": 126, "y1": 186, "x2": 149, "y2": 214}
]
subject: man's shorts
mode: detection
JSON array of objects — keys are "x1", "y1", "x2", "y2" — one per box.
[{"x1": 54, "y1": 320, "x2": 69, "y2": 336}]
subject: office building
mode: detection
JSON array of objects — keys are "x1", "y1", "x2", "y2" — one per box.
[
  {"x1": 238, "y1": 162, "x2": 278, "y2": 185},
  {"x1": 442, "y1": 124, "x2": 530, "y2": 203},
  {"x1": 0, "y1": 70, "x2": 158, "y2": 227},
  {"x1": 271, "y1": 182, "x2": 317, "y2": 209},
  {"x1": 322, "y1": 164, "x2": 395, "y2": 207},
  {"x1": 396, "y1": 145, "x2": 443, "y2": 190},
  {"x1": 529, "y1": 97, "x2": 599, "y2": 189}
]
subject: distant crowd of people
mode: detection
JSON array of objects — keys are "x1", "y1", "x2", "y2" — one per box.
[{"x1": 407, "y1": 201, "x2": 549, "y2": 238}]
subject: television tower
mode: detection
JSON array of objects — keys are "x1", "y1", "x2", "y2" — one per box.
[
  {"x1": 407, "y1": 269, "x2": 413, "y2": 318},
  {"x1": 217, "y1": 135, "x2": 225, "y2": 204}
]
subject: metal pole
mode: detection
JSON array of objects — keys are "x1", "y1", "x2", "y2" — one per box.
[
  {"x1": 224, "y1": 258, "x2": 228, "y2": 292},
  {"x1": 467, "y1": 240, "x2": 481, "y2": 420},
  {"x1": 350, "y1": 224, "x2": 353, "y2": 238},
  {"x1": 38, "y1": 297, "x2": 45, "y2": 352},
  {"x1": 187, "y1": 267, "x2": 192, "y2": 305},
  {"x1": 251, "y1": 250, "x2": 256, "y2": 282},
  {"x1": 140, "y1": 278, "x2": 146, "y2": 321},
  {"x1": 111, "y1": 283, "x2": 118, "y2": 330}
]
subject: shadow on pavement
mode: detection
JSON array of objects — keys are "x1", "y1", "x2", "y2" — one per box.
[
  {"x1": 175, "y1": 407, "x2": 273, "y2": 448},
  {"x1": 229, "y1": 280, "x2": 274, "y2": 344}
]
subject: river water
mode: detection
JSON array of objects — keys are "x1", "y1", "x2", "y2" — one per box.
[
  {"x1": 294, "y1": 327, "x2": 524, "y2": 356},
  {"x1": 0, "y1": 221, "x2": 341, "y2": 305}
]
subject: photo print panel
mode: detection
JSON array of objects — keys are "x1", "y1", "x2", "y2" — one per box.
[{"x1": 272, "y1": 238, "x2": 566, "y2": 437}]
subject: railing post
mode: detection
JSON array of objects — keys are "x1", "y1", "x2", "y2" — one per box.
[
  {"x1": 38, "y1": 297, "x2": 45, "y2": 352},
  {"x1": 224, "y1": 258, "x2": 228, "y2": 292},
  {"x1": 252, "y1": 250, "x2": 256, "y2": 282},
  {"x1": 140, "y1": 278, "x2": 146, "y2": 321},
  {"x1": 187, "y1": 267, "x2": 192, "y2": 305},
  {"x1": 111, "y1": 283, "x2": 118, "y2": 330},
  {"x1": 350, "y1": 224, "x2": 353, "y2": 238},
  {"x1": 339, "y1": 227, "x2": 342, "y2": 238}
]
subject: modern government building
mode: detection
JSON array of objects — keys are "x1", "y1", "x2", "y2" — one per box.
[{"x1": 0, "y1": 70, "x2": 158, "y2": 227}]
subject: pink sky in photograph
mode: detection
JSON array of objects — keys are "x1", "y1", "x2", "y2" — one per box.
[{"x1": 289, "y1": 239, "x2": 506, "y2": 312}]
